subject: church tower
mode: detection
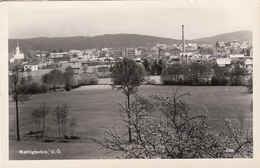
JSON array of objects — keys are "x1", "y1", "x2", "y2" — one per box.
[
  {"x1": 14, "y1": 39, "x2": 24, "y2": 60},
  {"x1": 16, "y1": 40, "x2": 20, "y2": 54}
]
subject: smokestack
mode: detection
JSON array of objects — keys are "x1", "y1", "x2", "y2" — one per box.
[{"x1": 182, "y1": 25, "x2": 185, "y2": 52}]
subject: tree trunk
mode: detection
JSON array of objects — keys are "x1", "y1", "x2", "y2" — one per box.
[
  {"x1": 42, "y1": 117, "x2": 45, "y2": 136},
  {"x1": 127, "y1": 94, "x2": 132, "y2": 142},
  {"x1": 58, "y1": 120, "x2": 61, "y2": 142},
  {"x1": 16, "y1": 99, "x2": 20, "y2": 141}
]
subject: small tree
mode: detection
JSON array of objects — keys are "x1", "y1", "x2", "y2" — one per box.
[
  {"x1": 229, "y1": 62, "x2": 248, "y2": 86},
  {"x1": 54, "y1": 103, "x2": 70, "y2": 142},
  {"x1": 111, "y1": 57, "x2": 145, "y2": 142},
  {"x1": 51, "y1": 69, "x2": 64, "y2": 89},
  {"x1": 39, "y1": 101, "x2": 49, "y2": 136},
  {"x1": 63, "y1": 66, "x2": 74, "y2": 91},
  {"x1": 69, "y1": 117, "x2": 78, "y2": 136},
  {"x1": 31, "y1": 108, "x2": 41, "y2": 132},
  {"x1": 142, "y1": 58, "x2": 150, "y2": 73},
  {"x1": 9, "y1": 63, "x2": 30, "y2": 141}
]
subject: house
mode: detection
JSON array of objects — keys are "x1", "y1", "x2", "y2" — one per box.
[
  {"x1": 62, "y1": 62, "x2": 82, "y2": 74},
  {"x1": 50, "y1": 52, "x2": 64, "y2": 58},
  {"x1": 230, "y1": 54, "x2": 244, "y2": 60},
  {"x1": 180, "y1": 52, "x2": 195, "y2": 63},
  {"x1": 169, "y1": 55, "x2": 180, "y2": 64},
  {"x1": 69, "y1": 50, "x2": 83, "y2": 57},
  {"x1": 97, "y1": 65, "x2": 111, "y2": 73},
  {"x1": 190, "y1": 54, "x2": 208, "y2": 63},
  {"x1": 103, "y1": 57, "x2": 115, "y2": 62},
  {"x1": 114, "y1": 57, "x2": 123, "y2": 62},
  {"x1": 216, "y1": 58, "x2": 232, "y2": 67},
  {"x1": 24, "y1": 64, "x2": 38, "y2": 72}
]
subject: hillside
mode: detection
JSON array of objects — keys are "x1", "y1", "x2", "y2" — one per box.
[
  {"x1": 193, "y1": 30, "x2": 252, "y2": 45},
  {"x1": 9, "y1": 34, "x2": 183, "y2": 52},
  {"x1": 9, "y1": 31, "x2": 252, "y2": 52}
]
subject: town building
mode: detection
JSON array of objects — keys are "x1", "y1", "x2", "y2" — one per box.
[
  {"x1": 216, "y1": 58, "x2": 232, "y2": 67},
  {"x1": 61, "y1": 62, "x2": 82, "y2": 74}
]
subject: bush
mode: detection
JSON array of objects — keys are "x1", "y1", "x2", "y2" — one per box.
[
  {"x1": 88, "y1": 76, "x2": 98, "y2": 85},
  {"x1": 95, "y1": 72, "x2": 112, "y2": 78},
  {"x1": 65, "y1": 85, "x2": 71, "y2": 91},
  {"x1": 27, "y1": 82, "x2": 39, "y2": 94},
  {"x1": 246, "y1": 76, "x2": 253, "y2": 93},
  {"x1": 78, "y1": 74, "x2": 99, "y2": 85},
  {"x1": 143, "y1": 78, "x2": 156, "y2": 85},
  {"x1": 26, "y1": 82, "x2": 49, "y2": 94},
  {"x1": 39, "y1": 83, "x2": 48, "y2": 93},
  {"x1": 44, "y1": 139, "x2": 54, "y2": 143},
  {"x1": 70, "y1": 135, "x2": 80, "y2": 139}
]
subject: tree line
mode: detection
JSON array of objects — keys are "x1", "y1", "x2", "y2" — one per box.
[{"x1": 159, "y1": 60, "x2": 251, "y2": 87}]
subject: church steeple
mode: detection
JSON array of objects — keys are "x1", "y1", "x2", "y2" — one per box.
[
  {"x1": 16, "y1": 39, "x2": 19, "y2": 54},
  {"x1": 14, "y1": 39, "x2": 24, "y2": 60}
]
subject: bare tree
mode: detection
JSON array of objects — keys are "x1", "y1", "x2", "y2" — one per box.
[
  {"x1": 69, "y1": 117, "x2": 78, "y2": 136},
  {"x1": 54, "y1": 103, "x2": 70, "y2": 141},
  {"x1": 31, "y1": 108, "x2": 41, "y2": 132},
  {"x1": 39, "y1": 101, "x2": 49, "y2": 136},
  {"x1": 9, "y1": 63, "x2": 30, "y2": 141}
]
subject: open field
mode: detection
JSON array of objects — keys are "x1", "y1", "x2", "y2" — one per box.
[{"x1": 9, "y1": 85, "x2": 252, "y2": 160}]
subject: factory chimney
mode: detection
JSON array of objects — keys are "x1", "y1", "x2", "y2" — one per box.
[{"x1": 182, "y1": 25, "x2": 185, "y2": 52}]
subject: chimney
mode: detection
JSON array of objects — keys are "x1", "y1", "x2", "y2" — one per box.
[{"x1": 182, "y1": 25, "x2": 185, "y2": 52}]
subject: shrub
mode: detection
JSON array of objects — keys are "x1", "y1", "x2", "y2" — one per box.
[
  {"x1": 26, "y1": 82, "x2": 49, "y2": 94},
  {"x1": 143, "y1": 78, "x2": 156, "y2": 85},
  {"x1": 27, "y1": 82, "x2": 40, "y2": 94},
  {"x1": 246, "y1": 76, "x2": 253, "y2": 93},
  {"x1": 88, "y1": 75, "x2": 98, "y2": 85},
  {"x1": 65, "y1": 85, "x2": 71, "y2": 91},
  {"x1": 95, "y1": 72, "x2": 112, "y2": 78},
  {"x1": 78, "y1": 74, "x2": 98, "y2": 85},
  {"x1": 39, "y1": 83, "x2": 48, "y2": 93}
]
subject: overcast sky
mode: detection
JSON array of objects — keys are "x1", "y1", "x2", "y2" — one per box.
[{"x1": 8, "y1": 4, "x2": 254, "y2": 40}]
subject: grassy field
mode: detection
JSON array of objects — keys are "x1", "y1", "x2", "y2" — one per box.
[{"x1": 9, "y1": 85, "x2": 252, "y2": 160}]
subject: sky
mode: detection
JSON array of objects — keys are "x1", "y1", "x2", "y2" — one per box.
[{"x1": 8, "y1": 3, "x2": 254, "y2": 40}]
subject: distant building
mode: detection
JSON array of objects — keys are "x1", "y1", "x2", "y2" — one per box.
[
  {"x1": 169, "y1": 55, "x2": 180, "y2": 64},
  {"x1": 50, "y1": 52, "x2": 64, "y2": 58},
  {"x1": 229, "y1": 54, "x2": 244, "y2": 60},
  {"x1": 24, "y1": 64, "x2": 38, "y2": 72},
  {"x1": 114, "y1": 48, "x2": 136, "y2": 57},
  {"x1": 97, "y1": 65, "x2": 111, "y2": 73},
  {"x1": 190, "y1": 54, "x2": 209, "y2": 63},
  {"x1": 180, "y1": 52, "x2": 195, "y2": 63},
  {"x1": 62, "y1": 62, "x2": 82, "y2": 74},
  {"x1": 216, "y1": 58, "x2": 232, "y2": 67}
]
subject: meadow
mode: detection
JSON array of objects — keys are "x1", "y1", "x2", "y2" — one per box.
[{"x1": 9, "y1": 85, "x2": 252, "y2": 160}]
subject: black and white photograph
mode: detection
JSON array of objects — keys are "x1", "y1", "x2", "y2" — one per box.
[{"x1": 1, "y1": 0, "x2": 260, "y2": 167}]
